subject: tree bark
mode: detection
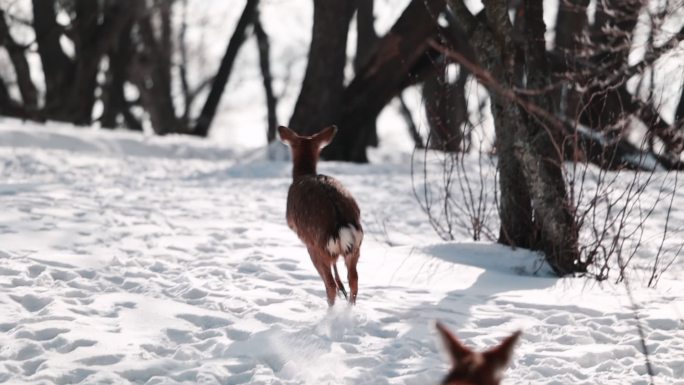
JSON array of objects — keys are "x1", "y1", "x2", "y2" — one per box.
[
  {"x1": 423, "y1": 61, "x2": 468, "y2": 152},
  {"x1": 254, "y1": 11, "x2": 278, "y2": 143},
  {"x1": 580, "y1": 0, "x2": 642, "y2": 131},
  {"x1": 132, "y1": 1, "x2": 186, "y2": 135},
  {"x1": 447, "y1": 1, "x2": 536, "y2": 248},
  {"x1": 354, "y1": 0, "x2": 378, "y2": 72},
  {"x1": 676, "y1": 86, "x2": 684, "y2": 124},
  {"x1": 68, "y1": 0, "x2": 135, "y2": 125},
  {"x1": 101, "y1": 19, "x2": 140, "y2": 130},
  {"x1": 325, "y1": 0, "x2": 445, "y2": 161},
  {"x1": 354, "y1": 0, "x2": 380, "y2": 147},
  {"x1": 194, "y1": 0, "x2": 259, "y2": 137},
  {"x1": 32, "y1": 0, "x2": 73, "y2": 115},
  {"x1": 0, "y1": 79, "x2": 25, "y2": 118},
  {"x1": 289, "y1": 0, "x2": 355, "y2": 137},
  {"x1": 0, "y1": 10, "x2": 38, "y2": 110},
  {"x1": 446, "y1": 0, "x2": 583, "y2": 274},
  {"x1": 553, "y1": 0, "x2": 589, "y2": 118},
  {"x1": 520, "y1": 0, "x2": 581, "y2": 274}
]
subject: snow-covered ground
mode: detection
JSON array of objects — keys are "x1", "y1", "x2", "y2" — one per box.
[{"x1": 0, "y1": 119, "x2": 683, "y2": 385}]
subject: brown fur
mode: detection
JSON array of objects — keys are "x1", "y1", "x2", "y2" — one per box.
[
  {"x1": 279, "y1": 125, "x2": 363, "y2": 306},
  {"x1": 436, "y1": 322, "x2": 520, "y2": 385}
]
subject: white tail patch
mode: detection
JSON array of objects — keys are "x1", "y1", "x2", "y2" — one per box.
[{"x1": 326, "y1": 225, "x2": 362, "y2": 256}]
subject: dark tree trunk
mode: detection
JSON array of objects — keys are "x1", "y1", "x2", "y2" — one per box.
[
  {"x1": 66, "y1": 0, "x2": 101, "y2": 124},
  {"x1": 326, "y1": 0, "x2": 445, "y2": 162},
  {"x1": 555, "y1": 0, "x2": 590, "y2": 56},
  {"x1": 32, "y1": 0, "x2": 73, "y2": 115},
  {"x1": 132, "y1": 1, "x2": 185, "y2": 135},
  {"x1": 491, "y1": 101, "x2": 535, "y2": 249},
  {"x1": 447, "y1": 0, "x2": 583, "y2": 274},
  {"x1": 101, "y1": 20, "x2": 141, "y2": 130},
  {"x1": 29, "y1": 0, "x2": 133, "y2": 124},
  {"x1": 194, "y1": 0, "x2": 259, "y2": 137},
  {"x1": 0, "y1": 80, "x2": 24, "y2": 118},
  {"x1": 553, "y1": 0, "x2": 589, "y2": 118},
  {"x1": 67, "y1": 0, "x2": 134, "y2": 125},
  {"x1": 289, "y1": 0, "x2": 355, "y2": 137},
  {"x1": 447, "y1": 0, "x2": 536, "y2": 248},
  {"x1": 354, "y1": 0, "x2": 378, "y2": 72},
  {"x1": 520, "y1": 0, "x2": 581, "y2": 274},
  {"x1": 423, "y1": 61, "x2": 468, "y2": 152},
  {"x1": 0, "y1": 10, "x2": 38, "y2": 110},
  {"x1": 254, "y1": 11, "x2": 278, "y2": 143},
  {"x1": 354, "y1": 0, "x2": 379, "y2": 147},
  {"x1": 676, "y1": 87, "x2": 684, "y2": 124},
  {"x1": 580, "y1": 0, "x2": 642, "y2": 131}
]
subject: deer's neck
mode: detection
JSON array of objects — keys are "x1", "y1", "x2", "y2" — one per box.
[{"x1": 292, "y1": 156, "x2": 318, "y2": 180}]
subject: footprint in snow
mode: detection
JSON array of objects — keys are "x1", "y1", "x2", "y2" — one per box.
[
  {"x1": 54, "y1": 368, "x2": 95, "y2": 385},
  {"x1": 176, "y1": 313, "x2": 233, "y2": 330},
  {"x1": 14, "y1": 327, "x2": 69, "y2": 341},
  {"x1": 77, "y1": 354, "x2": 124, "y2": 366},
  {"x1": 10, "y1": 294, "x2": 53, "y2": 312},
  {"x1": 22, "y1": 358, "x2": 46, "y2": 376}
]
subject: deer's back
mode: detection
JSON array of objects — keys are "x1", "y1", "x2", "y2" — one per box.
[{"x1": 286, "y1": 174, "x2": 361, "y2": 251}]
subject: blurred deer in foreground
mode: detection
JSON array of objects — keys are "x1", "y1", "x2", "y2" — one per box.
[
  {"x1": 436, "y1": 322, "x2": 520, "y2": 385},
  {"x1": 279, "y1": 125, "x2": 363, "y2": 306}
]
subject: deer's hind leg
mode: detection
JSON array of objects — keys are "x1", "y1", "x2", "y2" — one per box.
[
  {"x1": 332, "y1": 263, "x2": 348, "y2": 300},
  {"x1": 344, "y1": 249, "x2": 360, "y2": 305},
  {"x1": 308, "y1": 247, "x2": 337, "y2": 306}
]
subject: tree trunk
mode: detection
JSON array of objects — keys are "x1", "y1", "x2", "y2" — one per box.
[
  {"x1": 132, "y1": 1, "x2": 186, "y2": 135},
  {"x1": 354, "y1": 0, "x2": 379, "y2": 147},
  {"x1": 325, "y1": 0, "x2": 445, "y2": 162},
  {"x1": 553, "y1": 0, "x2": 589, "y2": 119},
  {"x1": 0, "y1": 80, "x2": 25, "y2": 118},
  {"x1": 0, "y1": 10, "x2": 38, "y2": 110},
  {"x1": 447, "y1": 0, "x2": 536, "y2": 248},
  {"x1": 423, "y1": 61, "x2": 468, "y2": 152},
  {"x1": 32, "y1": 0, "x2": 73, "y2": 116},
  {"x1": 254, "y1": 11, "x2": 278, "y2": 143},
  {"x1": 555, "y1": 0, "x2": 590, "y2": 56},
  {"x1": 289, "y1": 0, "x2": 355, "y2": 137},
  {"x1": 676, "y1": 86, "x2": 684, "y2": 124},
  {"x1": 101, "y1": 19, "x2": 140, "y2": 130},
  {"x1": 447, "y1": 0, "x2": 583, "y2": 274},
  {"x1": 580, "y1": 0, "x2": 642, "y2": 131},
  {"x1": 194, "y1": 0, "x2": 259, "y2": 137},
  {"x1": 519, "y1": 0, "x2": 581, "y2": 274},
  {"x1": 30, "y1": 0, "x2": 133, "y2": 125}
]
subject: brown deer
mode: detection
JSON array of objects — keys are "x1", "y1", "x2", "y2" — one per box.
[
  {"x1": 436, "y1": 322, "x2": 520, "y2": 385},
  {"x1": 279, "y1": 125, "x2": 363, "y2": 306}
]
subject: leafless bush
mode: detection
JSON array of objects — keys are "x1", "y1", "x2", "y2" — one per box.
[
  {"x1": 411, "y1": 85, "x2": 499, "y2": 242},
  {"x1": 570, "y1": 140, "x2": 682, "y2": 285}
]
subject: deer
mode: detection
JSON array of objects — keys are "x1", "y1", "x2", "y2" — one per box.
[
  {"x1": 435, "y1": 322, "x2": 520, "y2": 385},
  {"x1": 278, "y1": 125, "x2": 363, "y2": 306}
]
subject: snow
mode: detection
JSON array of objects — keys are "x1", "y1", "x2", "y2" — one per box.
[{"x1": 0, "y1": 119, "x2": 683, "y2": 384}]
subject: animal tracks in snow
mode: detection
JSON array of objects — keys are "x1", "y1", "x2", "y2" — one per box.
[{"x1": 1, "y1": 126, "x2": 683, "y2": 384}]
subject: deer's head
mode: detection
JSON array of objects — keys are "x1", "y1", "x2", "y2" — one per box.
[
  {"x1": 278, "y1": 125, "x2": 337, "y2": 178},
  {"x1": 436, "y1": 322, "x2": 520, "y2": 385}
]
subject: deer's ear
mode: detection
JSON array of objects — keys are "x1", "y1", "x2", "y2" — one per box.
[
  {"x1": 278, "y1": 126, "x2": 297, "y2": 146},
  {"x1": 483, "y1": 330, "x2": 521, "y2": 371},
  {"x1": 436, "y1": 321, "x2": 473, "y2": 366},
  {"x1": 314, "y1": 125, "x2": 338, "y2": 149}
]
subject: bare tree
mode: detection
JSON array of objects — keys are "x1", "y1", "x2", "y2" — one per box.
[
  {"x1": 289, "y1": 0, "x2": 355, "y2": 136},
  {"x1": 254, "y1": 9, "x2": 278, "y2": 143},
  {"x1": 194, "y1": 0, "x2": 259, "y2": 137},
  {"x1": 325, "y1": 0, "x2": 445, "y2": 161}
]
